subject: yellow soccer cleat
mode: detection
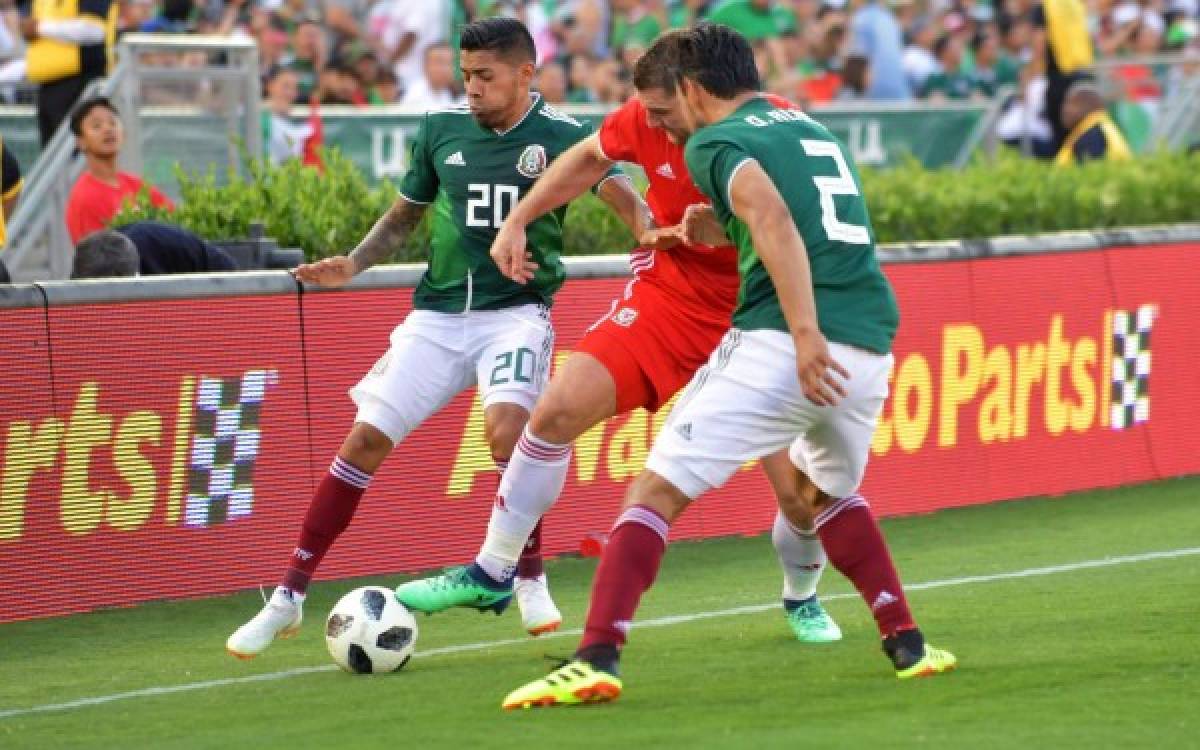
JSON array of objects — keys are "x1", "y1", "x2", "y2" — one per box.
[
  {"x1": 502, "y1": 660, "x2": 623, "y2": 710},
  {"x1": 895, "y1": 645, "x2": 958, "y2": 679}
]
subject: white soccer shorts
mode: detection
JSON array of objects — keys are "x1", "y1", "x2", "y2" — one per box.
[
  {"x1": 349, "y1": 305, "x2": 554, "y2": 444},
  {"x1": 646, "y1": 329, "x2": 893, "y2": 500}
]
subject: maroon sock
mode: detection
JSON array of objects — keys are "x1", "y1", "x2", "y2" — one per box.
[
  {"x1": 517, "y1": 520, "x2": 545, "y2": 579},
  {"x1": 579, "y1": 505, "x2": 669, "y2": 651},
  {"x1": 815, "y1": 495, "x2": 916, "y2": 637},
  {"x1": 280, "y1": 456, "x2": 371, "y2": 593}
]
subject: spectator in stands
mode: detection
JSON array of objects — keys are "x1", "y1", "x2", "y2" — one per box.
[
  {"x1": 72, "y1": 222, "x2": 237, "y2": 278},
  {"x1": 64, "y1": 96, "x2": 173, "y2": 244},
  {"x1": 1030, "y1": 0, "x2": 1096, "y2": 150},
  {"x1": 1054, "y1": 80, "x2": 1132, "y2": 164},
  {"x1": 564, "y1": 52, "x2": 597, "y2": 101},
  {"x1": 534, "y1": 59, "x2": 568, "y2": 104},
  {"x1": 922, "y1": 33, "x2": 978, "y2": 98},
  {"x1": 371, "y1": 69, "x2": 399, "y2": 104},
  {"x1": 262, "y1": 66, "x2": 312, "y2": 164},
  {"x1": 282, "y1": 13, "x2": 326, "y2": 104},
  {"x1": 399, "y1": 41, "x2": 460, "y2": 108},
  {"x1": 837, "y1": 53, "x2": 873, "y2": 99},
  {"x1": 851, "y1": 0, "x2": 912, "y2": 99},
  {"x1": 368, "y1": 0, "x2": 449, "y2": 96},
  {"x1": 22, "y1": 0, "x2": 117, "y2": 145},
  {"x1": 1, "y1": 137, "x2": 22, "y2": 250},
  {"x1": 970, "y1": 28, "x2": 1013, "y2": 96},
  {"x1": 903, "y1": 14, "x2": 940, "y2": 95},
  {"x1": 610, "y1": 0, "x2": 663, "y2": 54},
  {"x1": 140, "y1": 0, "x2": 193, "y2": 33},
  {"x1": 706, "y1": 0, "x2": 795, "y2": 40},
  {"x1": 316, "y1": 60, "x2": 367, "y2": 105}
]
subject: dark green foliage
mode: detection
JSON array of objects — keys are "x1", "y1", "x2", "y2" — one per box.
[{"x1": 114, "y1": 149, "x2": 1200, "y2": 259}]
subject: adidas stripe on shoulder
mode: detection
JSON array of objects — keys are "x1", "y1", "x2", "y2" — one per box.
[{"x1": 540, "y1": 105, "x2": 583, "y2": 127}]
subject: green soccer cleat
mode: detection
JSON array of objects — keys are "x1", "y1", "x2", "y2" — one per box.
[
  {"x1": 783, "y1": 597, "x2": 843, "y2": 643},
  {"x1": 395, "y1": 565, "x2": 512, "y2": 615},
  {"x1": 502, "y1": 660, "x2": 623, "y2": 710},
  {"x1": 895, "y1": 645, "x2": 958, "y2": 679}
]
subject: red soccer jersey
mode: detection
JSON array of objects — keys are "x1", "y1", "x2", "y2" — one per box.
[
  {"x1": 596, "y1": 93, "x2": 794, "y2": 320},
  {"x1": 65, "y1": 171, "x2": 175, "y2": 244}
]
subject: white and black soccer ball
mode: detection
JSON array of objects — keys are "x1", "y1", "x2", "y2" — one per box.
[{"x1": 325, "y1": 586, "x2": 418, "y2": 674}]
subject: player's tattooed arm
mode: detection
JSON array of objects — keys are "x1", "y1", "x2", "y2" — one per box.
[
  {"x1": 349, "y1": 197, "x2": 428, "y2": 274},
  {"x1": 293, "y1": 197, "x2": 427, "y2": 288}
]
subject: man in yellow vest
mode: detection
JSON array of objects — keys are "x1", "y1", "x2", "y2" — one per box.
[
  {"x1": 1030, "y1": 0, "x2": 1095, "y2": 150},
  {"x1": 21, "y1": 0, "x2": 117, "y2": 145},
  {"x1": 1055, "y1": 81, "x2": 1133, "y2": 165}
]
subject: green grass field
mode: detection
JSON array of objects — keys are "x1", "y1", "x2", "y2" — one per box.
[{"x1": 2, "y1": 478, "x2": 1198, "y2": 749}]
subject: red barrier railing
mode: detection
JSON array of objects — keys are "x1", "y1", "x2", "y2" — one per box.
[{"x1": 2, "y1": 243, "x2": 1197, "y2": 622}]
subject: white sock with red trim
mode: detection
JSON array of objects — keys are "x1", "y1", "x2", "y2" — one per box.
[{"x1": 475, "y1": 427, "x2": 571, "y2": 584}]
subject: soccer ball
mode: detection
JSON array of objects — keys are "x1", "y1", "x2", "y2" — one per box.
[{"x1": 325, "y1": 586, "x2": 418, "y2": 674}]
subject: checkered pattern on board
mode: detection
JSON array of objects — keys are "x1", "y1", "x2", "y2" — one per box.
[
  {"x1": 184, "y1": 370, "x2": 273, "y2": 527},
  {"x1": 1110, "y1": 305, "x2": 1155, "y2": 430}
]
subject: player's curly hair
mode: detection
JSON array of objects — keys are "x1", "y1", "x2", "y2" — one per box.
[
  {"x1": 460, "y1": 17, "x2": 536, "y2": 64},
  {"x1": 674, "y1": 23, "x2": 761, "y2": 99}
]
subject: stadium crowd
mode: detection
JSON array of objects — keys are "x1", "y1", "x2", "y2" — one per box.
[{"x1": 1, "y1": 0, "x2": 1197, "y2": 108}]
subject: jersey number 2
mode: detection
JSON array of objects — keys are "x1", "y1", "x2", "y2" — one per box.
[
  {"x1": 799, "y1": 140, "x2": 870, "y2": 245},
  {"x1": 467, "y1": 183, "x2": 519, "y2": 229}
]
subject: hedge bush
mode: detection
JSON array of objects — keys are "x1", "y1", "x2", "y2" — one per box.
[{"x1": 114, "y1": 148, "x2": 1200, "y2": 262}]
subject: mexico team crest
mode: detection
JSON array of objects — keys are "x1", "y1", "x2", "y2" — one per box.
[{"x1": 517, "y1": 144, "x2": 547, "y2": 178}]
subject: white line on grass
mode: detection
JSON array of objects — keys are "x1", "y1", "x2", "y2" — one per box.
[{"x1": 2, "y1": 545, "x2": 1197, "y2": 721}]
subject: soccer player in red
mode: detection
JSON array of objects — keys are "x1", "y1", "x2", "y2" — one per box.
[{"x1": 396, "y1": 38, "x2": 841, "y2": 644}]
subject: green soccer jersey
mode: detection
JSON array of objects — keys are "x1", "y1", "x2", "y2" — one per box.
[
  {"x1": 398, "y1": 94, "x2": 596, "y2": 312},
  {"x1": 683, "y1": 96, "x2": 899, "y2": 354}
]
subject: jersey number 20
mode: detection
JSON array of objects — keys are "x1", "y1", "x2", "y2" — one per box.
[
  {"x1": 467, "y1": 183, "x2": 519, "y2": 229},
  {"x1": 800, "y1": 140, "x2": 870, "y2": 245}
]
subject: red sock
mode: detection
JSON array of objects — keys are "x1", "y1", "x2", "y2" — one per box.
[
  {"x1": 815, "y1": 495, "x2": 915, "y2": 637},
  {"x1": 517, "y1": 520, "x2": 545, "y2": 578},
  {"x1": 281, "y1": 456, "x2": 371, "y2": 593},
  {"x1": 580, "y1": 505, "x2": 669, "y2": 650}
]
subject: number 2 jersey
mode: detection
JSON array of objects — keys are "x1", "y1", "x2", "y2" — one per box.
[
  {"x1": 398, "y1": 94, "x2": 605, "y2": 313},
  {"x1": 684, "y1": 96, "x2": 899, "y2": 355}
]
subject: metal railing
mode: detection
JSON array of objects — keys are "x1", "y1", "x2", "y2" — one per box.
[{"x1": 2, "y1": 34, "x2": 260, "y2": 282}]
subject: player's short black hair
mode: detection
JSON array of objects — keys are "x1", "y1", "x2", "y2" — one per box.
[
  {"x1": 73, "y1": 230, "x2": 140, "y2": 279},
  {"x1": 69, "y1": 96, "x2": 119, "y2": 137},
  {"x1": 459, "y1": 17, "x2": 536, "y2": 64},
  {"x1": 675, "y1": 23, "x2": 760, "y2": 99},
  {"x1": 632, "y1": 30, "x2": 688, "y2": 93}
]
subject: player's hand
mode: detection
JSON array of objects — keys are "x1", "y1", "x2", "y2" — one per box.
[
  {"x1": 293, "y1": 255, "x2": 356, "y2": 288},
  {"x1": 794, "y1": 327, "x2": 850, "y2": 408},
  {"x1": 680, "y1": 204, "x2": 730, "y2": 247},
  {"x1": 638, "y1": 225, "x2": 683, "y2": 250},
  {"x1": 491, "y1": 221, "x2": 539, "y2": 284}
]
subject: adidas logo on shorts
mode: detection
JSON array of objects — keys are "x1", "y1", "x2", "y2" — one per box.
[{"x1": 675, "y1": 422, "x2": 693, "y2": 441}]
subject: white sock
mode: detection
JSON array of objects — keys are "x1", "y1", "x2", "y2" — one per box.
[
  {"x1": 772, "y1": 510, "x2": 826, "y2": 602},
  {"x1": 475, "y1": 428, "x2": 570, "y2": 583}
]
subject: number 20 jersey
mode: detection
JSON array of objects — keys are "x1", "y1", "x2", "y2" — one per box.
[{"x1": 398, "y1": 95, "x2": 602, "y2": 313}]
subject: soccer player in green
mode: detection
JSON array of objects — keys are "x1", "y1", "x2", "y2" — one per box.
[
  {"x1": 502, "y1": 23, "x2": 957, "y2": 709},
  {"x1": 226, "y1": 17, "x2": 643, "y2": 659}
]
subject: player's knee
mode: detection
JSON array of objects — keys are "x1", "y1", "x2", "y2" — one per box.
[
  {"x1": 484, "y1": 413, "x2": 526, "y2": 460},
  {"x1": 776, "y1": 479, "x2": 824, "y2": 529},
  {"x1": 340, "y1": 424, "x2": 393, "y2": 470},
  {"x1": 528, "y1": 400, "x2": 586, "y2": 445},
  {"x1": 625, "y1": 471, "x2": 690, "y2": 523}
]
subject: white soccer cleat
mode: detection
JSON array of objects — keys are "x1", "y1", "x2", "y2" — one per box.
[
  {"x1": 225, "y1": 586, "x2": 305, "y2": 660},
  {"x1": 514, "y1": 574, "x2": 562, "y2": 636}
]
